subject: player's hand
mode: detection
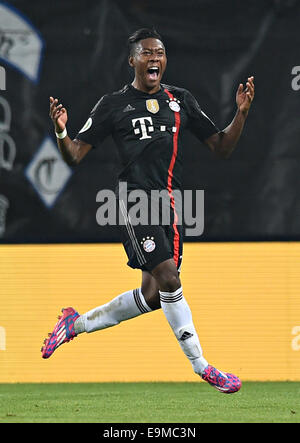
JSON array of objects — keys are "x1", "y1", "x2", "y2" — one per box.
[
  {"x1": 49, "y1": 96, "x2": 68, "y2": 133},
  {"x1": 236, "y1": 76, "x2": 255, "y2": 116}
]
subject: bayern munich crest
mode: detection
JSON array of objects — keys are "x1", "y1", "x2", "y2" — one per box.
[
  {"x1": 167, "y1": 97, "x2": 181, "y2": 112},
  {"x1": 141, "y1": 237, "x2": 156, "y2": 253}
]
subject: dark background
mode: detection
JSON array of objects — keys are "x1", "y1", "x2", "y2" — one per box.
[{"x1": 1, "y1": 0, "x2": 300, "y2": 243}]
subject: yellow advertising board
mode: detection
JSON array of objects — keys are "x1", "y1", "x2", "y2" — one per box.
[{"x1": 0, "y1": 242, "x2": 300, "y2": 382}]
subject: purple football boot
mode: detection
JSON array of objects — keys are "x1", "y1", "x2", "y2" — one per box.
[
  {"x1": 202, "y1": 365, "x2": 241, "y2": 393},
  {"x1": 41, "y1": 307, "x2": 80, "y2": 359}
]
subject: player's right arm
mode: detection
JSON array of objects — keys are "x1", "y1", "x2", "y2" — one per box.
[{"x1": 49, "y1": 96, "x2": 92, "y2": 165}]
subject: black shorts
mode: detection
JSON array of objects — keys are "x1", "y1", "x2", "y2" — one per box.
[{"x1": 118, "y1": 197, "x2": 183, "y2": 272}]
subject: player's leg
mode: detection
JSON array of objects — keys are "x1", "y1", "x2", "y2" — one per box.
[
  {"x1": 151, "y1": 258, "x2": 209, "y2": 375},
  {"x1": 75, "y1": 270, "x2": 160, "y2": 333},
  {"x1": 41, "y1": 213, "x2": 166, "y2": 358},
  {"x1": 41, "y1": 270, "x2": 160, "y2": 358},
  {"x1": 152, "y1": 258, "x2": 241, "y2": 394},
  {"x1": 76, "y1": 289, "x2": 150, "y2": 334}
]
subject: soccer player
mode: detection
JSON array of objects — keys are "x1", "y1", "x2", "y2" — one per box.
[{"x1": 42, "y1": 28, "x2": 254, "y2": 394}]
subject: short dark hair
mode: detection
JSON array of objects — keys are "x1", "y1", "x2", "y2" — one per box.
[{"x1": 128, "y1": 28, "x2": 163, "y2": 56}]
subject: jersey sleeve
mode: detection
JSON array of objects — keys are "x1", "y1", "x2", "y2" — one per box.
[
  {"x1": 184, "y1": 89, "x2": 219, "y2": 142},
  {"x1": 75, "y1": 94, "x2": 113, "y2": 148}
]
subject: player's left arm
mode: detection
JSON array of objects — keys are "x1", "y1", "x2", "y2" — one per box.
[{"x1": 204, "y1": 76, "x2": 255, "y2": 158}]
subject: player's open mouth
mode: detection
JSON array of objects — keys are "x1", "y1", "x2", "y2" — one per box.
[{"x1": 147, "y1": 66, "x2": 160, "y2": 81}]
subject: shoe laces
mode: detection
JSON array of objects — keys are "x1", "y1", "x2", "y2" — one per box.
[{"x1": 207, "y1": 367, "x2": 226, "y2": 387}]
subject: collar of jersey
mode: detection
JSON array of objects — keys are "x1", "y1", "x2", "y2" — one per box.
[{"x1": 128, "y1": 83, "x2": 164, "y2": 97}]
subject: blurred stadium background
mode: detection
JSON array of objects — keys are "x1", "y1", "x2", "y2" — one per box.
[{"x1": 1, "y1": 0, "x2": 300, "y2": 384}]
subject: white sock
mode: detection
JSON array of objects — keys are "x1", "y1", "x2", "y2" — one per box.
[
  {"x1": 159, "y1": 286, "x2": 208, "y2": 375},
  {"x1": 74, "y1": 288, "x2": 152, "y2": 334}
]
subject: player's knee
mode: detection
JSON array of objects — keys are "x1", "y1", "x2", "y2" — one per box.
[
  {"x1": 158, "y1": 272, "x2": 181, "y2": 293},
  {"x1": 151, "y1": 259, "x2": 181, "y2": 293}
]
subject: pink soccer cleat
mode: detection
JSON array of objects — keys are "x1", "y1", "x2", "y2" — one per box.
[
  {"x1": 202, "y1": 365, "x2": 241, "y2": 394},
  {"x1": 41, "y1": 307, "x2": 80, "y2": 359}
]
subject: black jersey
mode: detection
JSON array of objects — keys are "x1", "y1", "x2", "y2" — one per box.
[{"x1": 76, "y1": 83, "x2": 219, "y2": 193}]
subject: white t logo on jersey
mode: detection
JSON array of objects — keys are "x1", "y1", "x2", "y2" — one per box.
[{"x1": 132, "y1": 117, "x2": 154, "y2": 140}]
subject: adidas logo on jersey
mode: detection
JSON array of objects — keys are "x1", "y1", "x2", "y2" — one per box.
[{"x1": 123, "y1": 104, "x2": 135, "y2": 112}]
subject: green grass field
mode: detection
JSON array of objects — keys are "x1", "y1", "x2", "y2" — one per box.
[{"x1": 0, "y1": 382, "x2": 299, "y2": 423}]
